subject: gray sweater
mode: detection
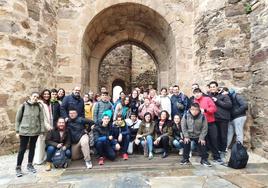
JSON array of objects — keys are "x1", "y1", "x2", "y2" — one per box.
[{"x1": 93, "y1": 100, "x2": 113, "y2": 122}]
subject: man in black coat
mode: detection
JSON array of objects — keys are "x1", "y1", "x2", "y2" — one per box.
[
  {"x1": 51, "y1": 89, "x2": 61, "y2": 128},
  {"x1": 208, "y1": 81, "x2": 232, "y2": 153}
]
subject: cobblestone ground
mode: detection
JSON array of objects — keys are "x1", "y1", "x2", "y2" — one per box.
[{"x1": 0, "y1": 151, "x2": 268, "y2": 188}]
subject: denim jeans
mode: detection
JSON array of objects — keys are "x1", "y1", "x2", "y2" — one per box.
[
  {"x1": 173, "y1": 139, "x2": 184, "y2": 149},
  {"x1": 227, "y1": 116, "x2": 247, "y2": 147},
  {"x1": 141, "y1": 135, "x2": 153, "y2": 153},
  {"x1": 95, "y1": 140, "x2": 116, "y2": 161},
  {"x1": 46, "y1": 145, "x2": 71, "y2": 162}
]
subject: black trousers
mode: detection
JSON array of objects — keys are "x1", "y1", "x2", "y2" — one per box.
[
  {"x1": 206, "y1": 123, "x2": 220, "y2": 159},
  {"x1": 95, "y1": 140, "x2": 116, "y2": 161},
  {"x1": 16, "y1": 135, "x2": 38, "y2": 166},
  {"x1": 155, "y1": 135, "x2": 169, "y2": 153},
  {"x1": 216, "y1": 120, "x2": 229, "y2": 152},
  {"x1": 183, "y1": 138, "x2": 208, "y2": 160}
]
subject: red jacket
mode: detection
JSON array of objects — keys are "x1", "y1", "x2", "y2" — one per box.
[{"x1": 194, "y1": 96, "x2": 217, "y2": 123}]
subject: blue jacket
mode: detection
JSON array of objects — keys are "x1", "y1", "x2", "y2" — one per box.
[
  {"x1": 60, "y1": 94, "x2": 85, "y2": 118},
  {"x1": 171, "y1": 93, "x2": 189, "y2": 118},
  {"x1": 110, "y1": 121, "x2": 129, "y2": 139}
]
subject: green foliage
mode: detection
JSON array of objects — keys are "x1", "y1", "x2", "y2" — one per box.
[{"x1": 244, "y1": 3, "x2": 252, "y2": 14}]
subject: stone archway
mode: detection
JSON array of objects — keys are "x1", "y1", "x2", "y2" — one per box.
[{"x1": 81, "y1": 2, "x2": 176, "y2": 93}]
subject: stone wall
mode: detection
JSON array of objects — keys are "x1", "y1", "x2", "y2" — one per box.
[
  {"x1": 0, "y1": 0, "x2": 57, "y2": 155},
  {"x1": 249, "y1": 1, "x2": 268, "y2": 158}
]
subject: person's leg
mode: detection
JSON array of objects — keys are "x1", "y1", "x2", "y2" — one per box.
[
  {"x1": 121, "y1": 135, "x2": 130, "y2": 154},
  {"x1": 46, "y1": 145, "x2": 57, "y2": 162},
  {"x1": 80, "y1": 134, "x2": 91, "y2": 161},
  {"x1": 173, "y1": 139, "x2": 180, "y2": 149},
  {"x1": 160, "y1": 136, "x2": 169, "y2": 153},
  {"x1": 196, "y1": 138, "x2": 208, "y2": 160},
  {"x1": 227, "y1": 121, "x2": 235, "y2": 148},
  {"x1": 182, "y1": 139, "x2": 191, "y2": 160},
  {"x1": 207, "y1": 123, "x2": 220, "y2": 160},
  {"x1": 95, "y1": 141, "x2": 105, "y2": 157},
  {"x1": 217, "y1": 121, "x2": 229, "y2": 152},
  {"x1": 234, "y1": 116, "x2": 247, "y2": 144},
  {"x1": 28, "y1": 136, "x2": 38, "y2": 164},
  {"x1": 146, "y1": 135, "x2": 153, "y2": 153},
  {"x1": 65, "y1": 149, "x2": 72, "y2": 159},
  {"x1": 104, "y1": 141, "x2": 116, "y2": 161},
  {"x1": 16, "y1": 136, "x2": 30, "y2": 167},
  {"x1": 71, "y1": 143, "x2": 83, "y2": 160}
]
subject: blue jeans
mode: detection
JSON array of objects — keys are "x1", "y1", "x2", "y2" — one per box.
[
  {"x1": 141, "y1": 135, "x2": 153, "y2": 153},
  {"x1": 227, "y1": 116, "x2": 247, "y2": 147},
  {"x1": 46, "y1": 145, "x2": 71, "y2": 162},
  {"x1": 95, "y1": 140, "x2": 116, "y2": 161},
  {"x1": 173, "y1": 139, "x2": 184, "y2": 149}
]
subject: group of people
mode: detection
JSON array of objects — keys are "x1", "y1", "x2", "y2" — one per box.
[{"x1": 14, "y1": 82, "x2": 248, "y2": 177}]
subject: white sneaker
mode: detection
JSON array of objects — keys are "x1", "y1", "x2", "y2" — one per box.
[
  {"x1": 189, "y1": 151, "x2": 192, "y2": 158},
  {"x1": 179, "y1": 149, "x2": 183, "y2": 156},
  {"x1": 148, "y1": 152, "x2": 153, "y2": 160},
  {"x1": 85, "y1": 160, "x2": 93, "y2": 169}
]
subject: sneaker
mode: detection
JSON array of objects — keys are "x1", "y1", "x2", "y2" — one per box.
[
  {"x1": 27, "y1": 163, "x2": 37, "y2": 173},
  {"x1": 201, "y1": 159, "x2": 212, "y2": 167},
  {"x1": 162, "y1": 152, "x2": 168, "y2": 158},
  {"x1": 214, "y1": 158, "x2": 224, "y2": 165},
  {"x1": 123, "y1": 153, "x2": 128, "y2": 160},
  {"x1": 15, "y1": 166, "x2": 23, "y2": 177},
  {"x1": 180, "y1": 158, "x2": 190, "y2": 165},
  {"x1": 85, "y1": 160, "x2": 93, "y2": 169},
  {"x1": 45, "y1": 162, "x2": 52, "y2": 171},
  {"x1": 148, "y1": 152, "x2": 153, "y2": 160},
  {"x1": 98, "y1": 157, "x2": 104, "y2": 165},
  {"x1": 189, "y1": 151, "x2": 192, "y2": 158},
  {"x1": 179, "y1": 149, "x2": 183, "y2": 156}
]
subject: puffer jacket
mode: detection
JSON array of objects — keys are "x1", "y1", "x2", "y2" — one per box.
[
  {"x1": 15, "y1": 101, "x2": 45, "y2": 136},
  {"x1": 181, "y1": 111, "x2": 208, "y2": 140}
]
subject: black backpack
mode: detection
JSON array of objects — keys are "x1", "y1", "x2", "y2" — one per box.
[
  {"x1": 52, "y1": 149, "x2": 67, "y2": 168},
  {"x1": 228, "y1": 141, "x2": 249, "y2": 169}
]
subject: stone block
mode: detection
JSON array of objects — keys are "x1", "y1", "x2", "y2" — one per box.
[
  {"x1": 0, "y1": 94, "x2": 9, "y2": 107},
  {"x1": 225, "y1": 4, "x2": 245, "y2": 17},
  {"x1": 58, "y1": 8, "x2": 79, "y2": 19},
  {"x1": 9, "y1": 36, "x2": 35, "y2": 50},
  {"x1": 26, "y1": 0, "x2": 40, "y2": 21},
  {"x1": 0, "y1": 20, "x2": 20, "y2": 33},
  {"x1": 57, "y1": 76, "x2": 74, "y2": 83},
  {"x1": 209, "y1": 49, "x2": 224, "y2": 59}
]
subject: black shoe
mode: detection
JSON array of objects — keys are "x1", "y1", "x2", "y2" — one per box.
[
  {"x1": 27, "y1": 163, "x2": 37, "y2": 173},
  {"x1": 214, "y1": 158, "x2": 224, "y2": 165},
  {"x1": 162, "y1": 152, "x2": 168, "y2": 158},
  {"x1": 201, "y1": 159, "x2": 212, "y2": 167},
  {"x1": 180, "y1": 158, "x2": 190, "y2": 165},
  {"x1": 16, "y1": 166, "x2": 23, "y2": 177}
]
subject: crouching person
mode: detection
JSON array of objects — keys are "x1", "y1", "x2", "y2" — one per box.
[
  {"x1": 111, "y1": 115, "x2": 130, "y2": 160},
  {"x1": 45, "y1": 117, "x2": 71, "y2": 171},
  {"x1": 94, "y1": 114, "x2": 116, "y2": 165},
  {"x1": 67, "y1": 108, "x2": 95, "y2": 169},
  {"x1": 180, "y1": 103, "x2": 211, "y2": 167}
]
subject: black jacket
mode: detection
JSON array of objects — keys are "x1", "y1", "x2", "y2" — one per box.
[
  {"x1": 60, "y1": 94, "x2": 85, "y2": 119},
  {"x1": 154, "y1": 119, "x2": 173, "y2": 140},
  {"x1": 172, "y1": 122, "x2": 183, "y2": 141},
  {"x1": 51, "y1": 101, "x2": 61, "y2": 128},
  {"x1": 208, "y1": 92, "x2": 232, "y2": 121},
  {"x1": 67, "y1": 117, "x2": 95, "y2": 144},
  {"x1": 93, "y1": 123, "x2": 111, "y2": 143},
  {"x1": 230, "y1": 93, "x2": 248, "y2": 120},
  {"x1": 45, "y1": 128, "x2": 71, "y2": 148}
]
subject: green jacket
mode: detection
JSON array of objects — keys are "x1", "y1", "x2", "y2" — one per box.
[{"x1": 15, "y1": 101, "x2": 45, "y2": 136}]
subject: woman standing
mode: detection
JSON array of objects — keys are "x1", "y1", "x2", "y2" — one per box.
[
  {"x1": 130, "y1": 90, "x2": 140, "y2": 114},
  {"x1": 114, "y1": 96, "x2": 131, "y2": 120},
  {"x1": 34, "y1": 89, "x2": 53, "y2": 165},
  {"x1": 57, "y1": 88, "x2": 65, "y2": 102},
  {"x1": 15, "y1": 92, "x2": 45, "y2": 177}
]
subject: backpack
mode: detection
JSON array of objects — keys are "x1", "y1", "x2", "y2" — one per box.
[
  {"x1": 228, "y1": 141, "x2": 249, "y2": 169},
  {"x1": 52, "y1": 149, "x2": 67, "y2": 168}
]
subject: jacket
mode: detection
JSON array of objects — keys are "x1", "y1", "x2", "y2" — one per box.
[
  {"x1": 137, "y1": 121, "x2": 155, "y2": 138},
  {"x1": 84, "y1": 102, "x2": 93, "y2": 120},
  {"x1": 45, "y1": 128, "x2": 71, "y2": 149},
  {"x1": 138, "y1": 103, "x2": 160, "y2": 120},
  {"x1": 156, "y1": 96, "x2": 172, "y2": 117},
  {"x1": 194, "y1": 96, "x2": 217, "y2": 123},
  {"x1": 230, "y1": 93, "x2": 248, "y2": 120},
  {"x1": 172, "y1": 122, "x2": 183, "y2": 141},
  {"x1": 67, "y1": 117, "x2": 95, "y2": 144},
  {"x1": 171, "y1": 93, "x2": 189, "y2": 118},
  {"x1": 181, "y1": 111, "x2": 208, "y2": 140},
  {"x1": 130, "y1": 98, "x2": 140, "y2": 114},
  {"x1": 113, "y1": 103, "x2": 131, "y2": 120},
  {"x1": 208, "y1": 92, "x2": 232, "y2": 121},
  {"x1": 15, "y1": 101, "x2": 45, "y2": 136},
  {"x1": 60, "y1": 94, "x2": 85, "y2": 118},
  {"x1": 93, "y1": 123, "x2": 112, "y2": 143},
  {"x1": 110, "y1": 120, "x2": 129, "y2": 138},
  {"x1": 154, "y1": 119, "x2": 173, "y2": 141},
  {"x1": 93, "y1": 100, "x2": 113, "y2": 122},
  {"x1": 51, "y1": 100, "x2": 61, "y2": 128}
]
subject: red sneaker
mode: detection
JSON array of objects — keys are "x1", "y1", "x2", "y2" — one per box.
[
  {"x1": 98, "y1": 157, "x2": 104, "y2": 165},
  {"x1": 123, "y1": 153, "x2": 128, "y2": 160}
]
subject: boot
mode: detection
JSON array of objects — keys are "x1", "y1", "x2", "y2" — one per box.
[{"x1": 46, "y1": 162, "x2": 52, "y2": 171}]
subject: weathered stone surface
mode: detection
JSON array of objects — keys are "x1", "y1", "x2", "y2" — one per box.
[
  {"x1": 0, "y1": 20, "x2": 20, "y2": 33},
  {"x1": 26, "y1": 0, "x2": 40, "y2": 21},
  {"x1": 0, "y1": 94, "x2": 9, "y2": 107},
  {"x1": 9, "y1": 36, "x2": 35, "y2": 50},
  {"x1": 228, "y1": 0, "x2": 241, "y2": 4}
]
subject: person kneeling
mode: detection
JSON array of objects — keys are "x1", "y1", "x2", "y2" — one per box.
[
  {"x1": 111, "y1": 115, "x2": 130, "y2": 160},
  {"x1": 180, "y1": 103, "x2": 211, "y2": 167},
  {"x1": 94, "y1": 115, "x2": 116, "y2": 165},
  {"x1": 45, "y1": 117, "x2": 71, "y2": 171}
]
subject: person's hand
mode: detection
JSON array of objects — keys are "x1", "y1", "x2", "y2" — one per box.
[
  {"x1": 199, "y1": 139, "x2": 206, "y2": 146},
  {"x1": 212, "y1": 97, "x2": 217, "y2": 102},
  {"x1": 57, "y1": 143, "x2": 63, "y2": 148},
  {"x1": 16, "y1": 134, "x2": 19, "y2": 138},
  {"x1": 179, "y1": 139, "x2": 184, "y2": 143},
  {"x1": 91, "y1": 124, "x2": 95, "y2": 129},
  {"x1": 62, "y1": 146, "x2": 67, "y2": 150},
  {"x1": 118, "y1": 133, "x2": 123, "y2": 142},
  {"x1": 154, "y1": 138, "x2": 160, "y2": 145},
  {"x1": 109, "y1": 136, "x2": 113, "y2": 140},
  {"x1": 136, "y1": 134, "x2": 142, "y2": 139},
  {"x1": 184, "y1": 137, "x2": 190, "y2": 144},
  {"x1": 200, "y1": 108, "x2": 205, "y2": 113},
  {"x1": 65, "y1": 118, "x2": 69, "y2": 122}
]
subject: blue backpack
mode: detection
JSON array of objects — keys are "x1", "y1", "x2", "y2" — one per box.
[{"x1": 52, "y1": 149, "x2": 67, "y2": 168}]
